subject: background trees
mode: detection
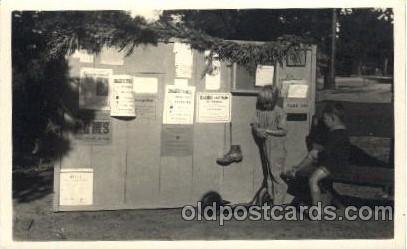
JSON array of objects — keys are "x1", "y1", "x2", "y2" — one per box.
[{"x1": 12, "y1": 9, "x2": 394, "y2": 168}]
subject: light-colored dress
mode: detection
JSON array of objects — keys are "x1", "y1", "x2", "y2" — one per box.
[{"x1": 254, "y1": 106, "x2": 294, "y2": 205}]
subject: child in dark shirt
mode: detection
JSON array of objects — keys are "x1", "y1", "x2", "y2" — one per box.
[{"x1": 285, "y1": 103, "x2": 351, "y2": 205}]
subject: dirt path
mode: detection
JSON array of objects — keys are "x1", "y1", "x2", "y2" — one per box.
[{"x1": 13, "y1": 173, "x2": 393, "y2": 241}]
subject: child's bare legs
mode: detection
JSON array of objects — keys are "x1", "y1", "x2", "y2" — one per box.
[
  {"x1": 308, "y1": 167, "x2": 330, "y2": 206},
  {"x1": 284, "y1": 153, "x2": 315, "y2": 178}
]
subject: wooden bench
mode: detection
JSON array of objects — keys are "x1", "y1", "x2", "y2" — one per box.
[{"x1": 286, "y1": 162, "x2": 394, "y2": 206}]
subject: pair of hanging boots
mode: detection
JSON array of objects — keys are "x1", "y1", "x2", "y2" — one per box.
[{"x1": 216, "y1": 145, "x2": 243, "y2": 166}]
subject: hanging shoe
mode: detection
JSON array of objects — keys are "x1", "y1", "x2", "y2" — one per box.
[{"x1": 216, "y1": 145, "x2": 243, "y2": 166}]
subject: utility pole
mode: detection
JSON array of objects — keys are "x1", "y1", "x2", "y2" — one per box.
[{"x1": 326, "y1": 8, "x2": 337, "y2": 89}]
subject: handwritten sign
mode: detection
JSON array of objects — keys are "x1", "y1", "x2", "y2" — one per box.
[{"x1": 59, "y1": 168, "x2": 93, "y2": 206}]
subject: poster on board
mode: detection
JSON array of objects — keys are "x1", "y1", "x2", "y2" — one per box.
[
  {"x1": 59, "y1": 168, "x2": 93, "y2": 206},
  {"x1": 197, "y1": 92, "x2": 231, "y2": 123},
  {"x1": 204, "y1": 51, "x2": 221, "y2": 90},
  {"x1": 79, "y1": 68, "x2": 112, "y2": 110},
  {"x1": 255, "y1": 65, "x2": 274, "y2": 87},
  {"x1": 287, "y1": 84, "x2": 309, "y2": 98},
  {"x1": 110, "y1": 75, "x2": 136, "y2": 117},
  {"x1": 163, "y1": 85, "x2": 195, "y2": 125},
  {"x1": 281, "y1": 80, "x2": 307, "y2": 97},
  {"x1": 133, "y1": 77, "x2": 158, "y2": 94},
  {"x1": 174, "y1": 78, "x2": 189, "y2": 87},
  {"x1": 74, "y1": 111, "x2": 112, "y2": 145},
  {"x1": 174, "y1": 42, "x2": 193, "y2": 78},
  {"x1": 161, "y1": 125, "x2": 193, "y2": 157},
  {"x1": 134, "y1": 94, "x2": 157, "y2": 120}
]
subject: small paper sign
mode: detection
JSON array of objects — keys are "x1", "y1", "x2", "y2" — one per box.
[
  {"x1": 79, "y1": 68, "x2": 112, "y2": 110},
  {"x1": 110, "y1": 75, "x2": 136, "y2": 117},
  {"x1": 163, "y1": 85, "x2": 195, "y2": 125},
  {"x1": 133, "y1": 77, "x2": 158, "y2": 94},
  {"x1": 197, "y1": 92, "x2": 231, "y2": 123},
  {"x1": 287, "y1": 84, "x2": 309, "y2": 98},
  {"x1": 60, "y1": 168, "x2": 93, "y2": 206},
  {"x1": 255, "y1": 65, "x2": 274, "y2": 86}
]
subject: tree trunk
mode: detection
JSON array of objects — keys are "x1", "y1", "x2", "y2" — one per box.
[{"x1": 326, "y1": 9, "x2": 337, "y2": 89}]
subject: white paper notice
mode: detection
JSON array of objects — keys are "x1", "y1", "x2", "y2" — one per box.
[
  {"x1": 174, "y1": 42, "x2": 193, "y2": 78},
  {"x1": 174, "y1": 78, "x2": 189, "y2": 87},
  {"x1": 281, "y1": 80, "x2": 307, "y2": 97},
  {"x1": 110, "y1": 75, "x2": 136, "y2": 117},
  {"x1": 72, "y1": 50, "x2": 94, "y2": 63},
  {"x1": 287, "y1": 84, "x2": 309, "y2": 98},
  {"x1": 59, "y1": 168, "x2": 93, "y2": 206},
  {"x1": 197, "y1": 93, "x2": 231, "y2": 123},
  {"x1": 255, "y1": 65, "x2": 274, "y2": 86},
  {"x1": 163, "y1": 85, "x2": 195, "y2": 124},
  {"x1": 204, "y1": 51, "x2": 221, "y2": 90},
  {"x1": 100, "y1": 47, "x2": 125, "y2": 65},
  {"x1": 79, "y1": 68, "x2": 112, "y2": 110},
  {"x1": 133, "y1": 77, "x2": 158, "y2": 94}
]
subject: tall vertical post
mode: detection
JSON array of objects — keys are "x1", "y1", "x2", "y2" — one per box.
[{"x1": 327, "y1": 8, "x2": 337, "y2": 89}]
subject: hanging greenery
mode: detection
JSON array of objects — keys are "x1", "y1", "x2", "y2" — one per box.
[{"x1": 44, "y1": 11, "x2": 312, "y2": 72}]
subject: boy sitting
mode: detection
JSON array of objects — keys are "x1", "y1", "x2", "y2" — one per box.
[{"x1": 285, "y1": 103, "x2": 351, "y2": 206}]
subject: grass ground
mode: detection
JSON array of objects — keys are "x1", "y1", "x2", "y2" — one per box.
[{"x1": 12, "y1": 77, "x2": 394, "y2": 240}]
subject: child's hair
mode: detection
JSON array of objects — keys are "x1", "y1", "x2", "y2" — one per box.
[
  {"x1": 322, "y1": 102, "x2": 345, "y2": 122},
  {"x1": 257, "y1": 85, "x2": 279, "y2": 111}
]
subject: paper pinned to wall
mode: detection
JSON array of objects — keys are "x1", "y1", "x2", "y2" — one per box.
[
  {"x1": 74, "y1": 111, "x2": 112, "y2": 145},
  {"x1": 163, "y1": 85, "x2": 195, "y2": 125},
  {"x1": 110, "y1": 75, "x2": 136, "y2": 117},
  {"x1": 133, "y1": 77, "x2": 158, "y2": 94},
  {"x1": 174, "y1": 78, "x2": 189, "y2": 87},
  {"x1": 281, "y1": 79, "x2": 307, "y2": 97},
  {"x1": 134, "y1": 94, "x2": 157, "y2": 120},
  {"x1": 100, "y1": 47, "x2": 125, "y2": 65},
  {"x1": 72, "y1": 50, "x2": 94, "y2": 63},
  {"x1": 197, "y1": 92, "x2": 231, "y2": 123},
  {"x1": 79, "y1": 68, "x2": 112, "y2": 110},
  {"x1": 161, "y1": 125, "x2": 193, "y2": 157},
  {"x1": 255, "y1": 65, "x2": 274, "y2": 86},
  {"x1": 287, "y1": 84, "x2": 309, "y2": 98},
  {"x1": 59, "y1": 168, "x2": 93, "y2": 206},
  {"x1": 204, "y1": 50, "x2": 221, "y2": 90},
  {"x1": 174, "y1": 42, "x2": 193, "y2": 78}
]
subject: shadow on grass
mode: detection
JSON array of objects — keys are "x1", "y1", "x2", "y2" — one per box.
[{"x1": 13, "y1": 169, "x2": 53, "y2": 203}]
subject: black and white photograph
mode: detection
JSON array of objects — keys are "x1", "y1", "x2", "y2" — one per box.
[{"x1": 0, "y1": 0, "x2": 405, "y2": 248}]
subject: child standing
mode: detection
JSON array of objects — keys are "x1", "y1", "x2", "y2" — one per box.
[{"x1": 251, "y1": 85, "x2": 293, "y2": 205}]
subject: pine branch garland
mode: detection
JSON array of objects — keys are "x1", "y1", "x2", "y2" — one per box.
[{"x1": 44, "y1": 12, "x2": 312, "y2": 72}]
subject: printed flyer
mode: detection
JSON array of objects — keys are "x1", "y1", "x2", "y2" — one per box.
[
  {"x1": 110, "y1": 75, "x2": 136, "y2": 117},
  {"x1": 197, "y1": 92, "x2": 231, "y2": 123},
  {"x1": 79, "y1": 68, "x2": 112, "y2": 110},
  {"x1": 163, "y1": 85, "x2": 195, "y2": 125}
]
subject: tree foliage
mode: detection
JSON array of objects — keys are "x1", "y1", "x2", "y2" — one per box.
[{"x1": 12, "y1": 9, "x2": 393, "y2": 167}]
